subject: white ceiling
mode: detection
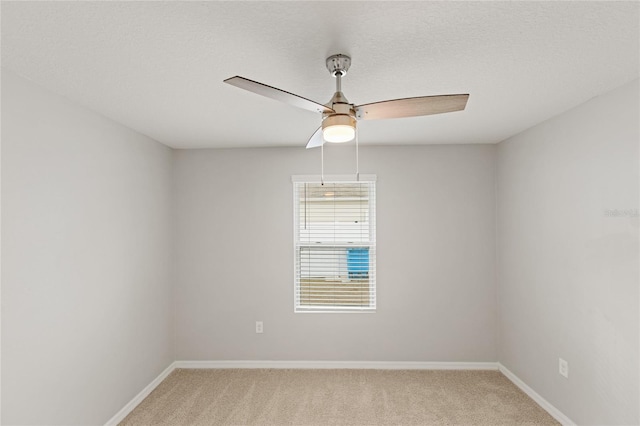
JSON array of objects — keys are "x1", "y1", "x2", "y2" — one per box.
[{"x1": 1, "y1": 1, "x2": 638, "y2": 149}]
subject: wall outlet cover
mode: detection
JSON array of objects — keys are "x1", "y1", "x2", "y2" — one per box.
[{"x1": 558, "y1": 358, "x2": 568, "y2": 378}]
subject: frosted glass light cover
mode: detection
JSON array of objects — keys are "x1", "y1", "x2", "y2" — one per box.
[{"x1": 323, "y1": 125, "x2": 355, "y2": 143}]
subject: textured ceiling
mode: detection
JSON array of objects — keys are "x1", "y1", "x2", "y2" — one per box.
[{"x1": 1, "y1": 1, "x2": 638, "y2": 149}]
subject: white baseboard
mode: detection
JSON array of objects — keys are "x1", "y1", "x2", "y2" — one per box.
[
  {"x1": 498, "y1": 363, "x2": 575, "y2": 426},
  {"x1": 104, "y1": 361, "x2": 177, "y2": 426},
  {"x1": 174, "y1": 360, "x2": 499, "y2": 370}
]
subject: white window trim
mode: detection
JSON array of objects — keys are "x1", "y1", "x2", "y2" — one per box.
[{"x1": 292, "y1": 174, "x2": 377, "y2": 313}]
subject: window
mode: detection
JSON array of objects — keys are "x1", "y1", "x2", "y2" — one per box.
[{"x1": 292, "y1": 175, "x2": 376, "y2": 312}]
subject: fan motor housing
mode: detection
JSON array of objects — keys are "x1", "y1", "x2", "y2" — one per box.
[
  {"x1": 323, "y1": 99, "x2": 356, "y2": 120},
  {"x1": 322, "y1": 113, "x2": 356, "y2": 130}
]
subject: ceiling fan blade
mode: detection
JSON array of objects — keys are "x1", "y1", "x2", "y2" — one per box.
[
  {"x1": 355, "y1": 94, "x2": 469, "y2": 121},
  {"x1": 305, "y1": 127, "x2": 324, "y2": 149},
  {"x1": 224, "y1": 76, "x2": 333, "y2": 114}
]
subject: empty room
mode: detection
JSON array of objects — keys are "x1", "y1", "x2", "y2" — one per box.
[{"x1": 1, "y1": 1, "x2": 638, "y2": 425}]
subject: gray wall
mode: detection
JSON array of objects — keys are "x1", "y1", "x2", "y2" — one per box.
[
  {"x1": 173, "y1": 144, "x2": 497, "y2": 361},
  {"x1": 1, "y1": 70, "x2": 174, "y2": 425},
  {"x1": 497, "y1": 79, "x2": 639, "y2": 425}
]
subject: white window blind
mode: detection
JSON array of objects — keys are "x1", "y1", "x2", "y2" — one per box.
[{"x1": 292, "y1": 175, "x2": 376, "y2": 313}]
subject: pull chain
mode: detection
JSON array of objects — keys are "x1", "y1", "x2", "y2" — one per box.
[
  {"x1": 355, "y1": 127, "x2": 360, "y2": 181},
  {"x1": 321, "y1": 142, "x2": 325, "y2": 185}
]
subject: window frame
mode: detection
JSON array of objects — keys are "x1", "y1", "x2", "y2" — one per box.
[{"x1": 292, "y1": 174, "x2": 377, "y2": 313}]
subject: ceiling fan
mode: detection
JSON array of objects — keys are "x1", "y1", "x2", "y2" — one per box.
[{"x1": 224, "y1": 54, "x2": 469, "y2": 148}]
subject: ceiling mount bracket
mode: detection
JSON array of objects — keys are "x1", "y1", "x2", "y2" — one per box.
[{"x1": 326, "y1": 54, "x2": 351, "y2": 77}]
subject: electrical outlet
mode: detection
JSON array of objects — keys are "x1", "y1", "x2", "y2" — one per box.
[
  {"x1": 255, "y1": 321, "x2": 263, "y2": 334},
  {"x1": 559, "y1": 358, "x2": 569, "y2": 378}
]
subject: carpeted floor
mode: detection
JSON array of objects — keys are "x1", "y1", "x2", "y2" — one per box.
[{"x1": 120, "y1": 369, "x2": 559, "y2": 425}]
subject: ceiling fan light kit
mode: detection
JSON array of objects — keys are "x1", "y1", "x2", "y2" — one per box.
[
  {"x1": 224, "y1": 54, "x2": 469, "y2": 149},
  {"x1": 322, "y1": 118, "x2": 356, "y2": 143}
]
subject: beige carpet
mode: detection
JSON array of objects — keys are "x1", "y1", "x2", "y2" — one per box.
[{"x1": 120, "y1": 369, "x2": 559, "y2": 425}]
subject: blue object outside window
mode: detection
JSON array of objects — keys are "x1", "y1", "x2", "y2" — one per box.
[{"x1": 347, "y1": 248, "x2": 369, "y2": 279}]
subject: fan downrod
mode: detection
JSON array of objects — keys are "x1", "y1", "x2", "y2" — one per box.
[{"x1": 326, "y1": 54, "x2": 351, "y2": 77}]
